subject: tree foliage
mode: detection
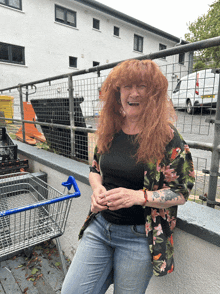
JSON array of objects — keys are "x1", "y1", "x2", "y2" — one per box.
[{"x1": 185, "y1": 0, "x2": 220, "y2": 70}]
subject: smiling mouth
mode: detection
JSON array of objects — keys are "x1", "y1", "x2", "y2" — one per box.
[{"x1": 128, "y1": 102, "x2": 140, "y2": 106}]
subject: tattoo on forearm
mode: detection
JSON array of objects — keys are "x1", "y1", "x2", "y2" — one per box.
[
  {"x1": 152, "y1": 189, "x2": 181, "y2": 202},
  {"x1": 152, "y1": 191, "x2": 160, "y2": 199}
]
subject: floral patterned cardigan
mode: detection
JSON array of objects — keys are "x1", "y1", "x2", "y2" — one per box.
[{"x1": 79, "y1": 125, "x2": 195, "y2": 277}]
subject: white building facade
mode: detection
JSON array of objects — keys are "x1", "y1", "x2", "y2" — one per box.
[{"x1": 0, "y1": 0, "x2": 191, "y2": 89}]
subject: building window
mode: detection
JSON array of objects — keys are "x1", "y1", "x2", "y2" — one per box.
[
  {"x1": 159, "y1": 43, "x2": 167, "y2": 59},
  {"x1": 93, "y1": 18, "x2": 100, "y2": 30},
  {"x1": 179, "y1": 53, "x2": 185, "y2": 65},
  {"x1": 55, "y1": 5, "x2": 76, "y2": 27},
  {"x1": 0, "y1": 0, "x2": 22, "y2": 10},
  {"x1": 93, "y1": 61, "x2": 100, "y2": 67},
  {"x1": 134, "y1": 34, "x2": 143, "y2": 53},
  {"x1": 0, "y1": 42, "x2": 25, "y2": 65},
  {"x1": 114, "y1": 26, "x2": 120, "y2": 37},
  {"x1": 69, "y1": 56, "x2": 77, "y2": 68}
]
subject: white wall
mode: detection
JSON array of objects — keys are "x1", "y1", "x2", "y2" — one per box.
[{"x1": 0, "y1": 0, "x2": 188, "y2": 89}]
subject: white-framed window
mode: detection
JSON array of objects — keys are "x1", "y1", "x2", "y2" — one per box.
[
  {"x1": 179, "y1": 53, "x2": 185, "y2": 65},
  {"x1": 0, "y1": 42, "x2": 25, "y2": 65},
  {"x1": 93, "y1": 18, "x2": 100, "y2": 30},
  {"x1": 114, "y1": 26, "x2": 120, "y2": 37},
  {"x1": 55, "y1": 5, "x2": 77, "y2": 28},
  {"x1": 134, "y1": 34, "x2": 143, "y2": 52},
  {"x1": 159, "y1": 43, "x2": 167, "y2": 59},
  {"x1": 69, "y1": 56, "x2": 77, "y2": 68},
  {"x1": 0, "y1": 0, "x2": 22, "y2": 10}
]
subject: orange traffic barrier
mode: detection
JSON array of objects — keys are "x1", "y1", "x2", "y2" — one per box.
[
  {"x1": 16, "y1": 102, "x2": 46, "y2": 145},
  {"x1": 15, "y1": 131, "x2": 37, "y2": 145}
]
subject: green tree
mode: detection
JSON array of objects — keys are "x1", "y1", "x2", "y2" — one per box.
[{"x1": 185, "y1": 0, "x2": 220, "y2": 70}]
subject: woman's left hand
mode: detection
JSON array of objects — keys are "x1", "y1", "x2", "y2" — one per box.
[{"x1": 99, "y1": 188, "x2": 143, "y2": 210}]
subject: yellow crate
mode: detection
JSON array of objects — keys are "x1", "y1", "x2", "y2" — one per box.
[{"x1": 0, "y1": 96, "x2": 14, "y2": 123}]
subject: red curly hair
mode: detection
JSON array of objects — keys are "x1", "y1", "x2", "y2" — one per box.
[{"x1": 96, "y1": 59, "x2": 177, "y2": 163}]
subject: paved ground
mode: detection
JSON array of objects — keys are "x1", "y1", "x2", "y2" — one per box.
[{"x1": 0, "y1": 239, "x2": 69, "y2": 294}]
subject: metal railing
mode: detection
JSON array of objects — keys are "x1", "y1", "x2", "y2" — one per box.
[{"x1": 1, "y1": 36, "x2": 220, "y2": 208}]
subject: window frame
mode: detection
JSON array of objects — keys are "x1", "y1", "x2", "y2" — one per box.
[
  {"x1": 0, "y1": 0, "x2": 22, "y2": 10},
  {"x1": 134, "y1": 34, "x2": 143, "y2": 53},
  {"x1": 159, "y1": 43, "x2": 167, "y2": 59},
  {"x1": 113, "y1": 26, "x2": 120, "y2": 37},
  {"x1": 55, "y1": 5, "x2": 77, "y2": 28},
  {"x1": 69, "y1": 56, "x2": 77, "y2": 68},
  {"x1": 93, "y1": 18, "x2": 100, "y2": 30},
  {"x1": 179, "y1": 53, "x2": 185, "y2": 65},
  {"x1": 0, "y1": 42, "x2": 25, "y2": 65}
]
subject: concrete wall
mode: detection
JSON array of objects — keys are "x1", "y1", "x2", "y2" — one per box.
[
  {"x1": 17, "y1": 141, "x2": 220, "y2": 294},
  {"x1": 0, "y1": 0, "x2": 189, "y2": 89}
]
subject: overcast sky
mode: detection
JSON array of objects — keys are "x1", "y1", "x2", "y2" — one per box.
[{"x1": 97, "y1": 0, "x2": 215, "y2": 39}]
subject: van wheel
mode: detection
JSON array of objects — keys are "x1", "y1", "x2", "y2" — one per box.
[{"x1": 186, "y1": 100, "x2": 193, "y2": 114}]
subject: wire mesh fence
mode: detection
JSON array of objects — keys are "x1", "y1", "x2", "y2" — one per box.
[{"x1": 0, "y1": 37, "x2": 220, "y2": 208}]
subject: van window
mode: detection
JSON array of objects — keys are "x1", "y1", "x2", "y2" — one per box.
[{"x1": 173, "y1": 81, "x2": 181, "y2": 93}]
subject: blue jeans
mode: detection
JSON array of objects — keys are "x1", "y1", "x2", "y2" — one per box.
[{"x1": 61, "y1": 213, "x2": 153, "y2": 294}]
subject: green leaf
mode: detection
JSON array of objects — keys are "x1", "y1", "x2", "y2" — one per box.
[
  {"x1": 31, "y1": 268, "x2": 39, "y2": 275},
  {"x1": 55, "y1": 262, "x2": 61, "y2": 267},
  {"x1": 155, "y1": 237, "x2": 164, "y2": 244}
]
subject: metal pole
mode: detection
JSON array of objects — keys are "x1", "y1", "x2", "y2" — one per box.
[
  {"x1": 207, "y1": 69, "x2": 220, "y2": 208},
  {"x1": 2, "y1": 36, "x2": 220, "y2": 93},
  {"x1": 68, "y1": 75, "x2": 75, "y2": 157},
  {"x1": 26, "y1": 85, "x2": 28, "y2": 102},
  {"x1": 19, "y1": 85, "x2": 25, "y2": 143}
]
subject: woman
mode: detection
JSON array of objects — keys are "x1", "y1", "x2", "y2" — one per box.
[{"x1": 61, "y1": 59, "x2": 195, "y2": 294}]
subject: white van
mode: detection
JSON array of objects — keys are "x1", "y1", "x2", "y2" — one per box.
[{"x1": 171, "y1": 69, "x2": 219, "y2": 114}]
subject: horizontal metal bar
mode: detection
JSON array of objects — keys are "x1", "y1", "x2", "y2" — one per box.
[
  {"x1": 1, "y1": 36, "x2": 220, "y2": 92},
  {"x1": 2, "y1": 118, "x2": 220, "y2": 152},
  {"x1": 187, "y1": 140, "x2": 214, "y2": 152},
  {"x1": 0, "y1": 175, "x2": 81, "y2": 217},
  {"x1": 0, "y1": 190, "x2": 80, "y2": 217},
  {"x1": 0, "y1": 117, "x2": 97, "y2": 133}
]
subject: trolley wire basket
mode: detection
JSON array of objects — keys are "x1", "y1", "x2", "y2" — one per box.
[{"x1": 0, "y1": 172, "x2": 80, "y2": 263}]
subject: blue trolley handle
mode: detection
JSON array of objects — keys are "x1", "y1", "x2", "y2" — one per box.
[
  {"x1": 0, "y1": 176, "x2": 81, "y2": 218},
  {"x1": 62, "y1": 176, "x2": 81, "y2": 197}
]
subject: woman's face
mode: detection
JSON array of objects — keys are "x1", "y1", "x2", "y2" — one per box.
[{"x1": 120, "y1": 83, "x2": 147, "y2": 121}]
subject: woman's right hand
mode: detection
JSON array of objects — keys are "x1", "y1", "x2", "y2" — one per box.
[{"x1": 91, "y1": 185, "x2": 108, "y2": 213}]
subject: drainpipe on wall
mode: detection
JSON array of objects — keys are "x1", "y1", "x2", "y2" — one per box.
[
  {"x1": 171, "y1": 38, "x2": 183, "y2": 91},
  {"x1": 173, "y1": 38, "x2": 183, "y2": 78}
]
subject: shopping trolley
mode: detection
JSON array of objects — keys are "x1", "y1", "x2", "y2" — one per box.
[{"x1": 0, "y1": 172, "x2": 81, "y2": 274}]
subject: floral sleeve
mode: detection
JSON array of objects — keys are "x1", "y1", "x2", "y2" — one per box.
[
  {"x1": 89, "y1": 146, "x2": 101, "y2": 174},
  {"x1": 144, "y1": 125, "x2": 195, "y2": 276},
  {"x1": 158, "y1": 127, "x2": 195, "y2": 200}
]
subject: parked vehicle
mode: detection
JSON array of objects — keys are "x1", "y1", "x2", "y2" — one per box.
[{"x1": 171, "y1": 69, "x2": 219, "y2": 114}]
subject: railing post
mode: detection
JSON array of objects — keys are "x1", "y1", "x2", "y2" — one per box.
[
  {"x1": 18, "y1": 85, "x2": 25, "y2": 143},
  {"x1": 207, "y1": 69, "x2": 220, "y2": 208},
  {"x1": 26, "y1": 85, "x2": 28, "y2": 102},
  {"x1": 68, "y1": 75, "x2": 75, "y2": 158}
]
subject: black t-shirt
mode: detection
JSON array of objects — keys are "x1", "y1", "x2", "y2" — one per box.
[{"x1": 100, "y1": 130, "x2": 149, "y2": 225}]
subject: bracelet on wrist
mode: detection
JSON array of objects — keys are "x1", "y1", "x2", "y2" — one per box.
[{"x1": 143, "y1": 189, "x2": 148, "y2": 205}]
